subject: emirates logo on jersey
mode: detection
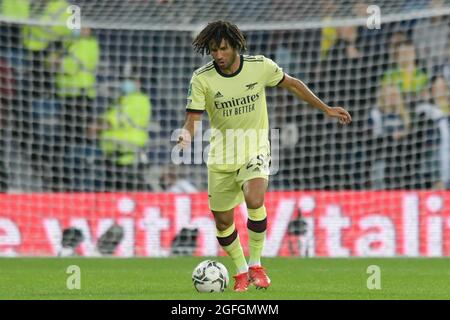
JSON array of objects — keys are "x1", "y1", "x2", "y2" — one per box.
[{"x1": 214, "y1": 93, "x2": 260, "y2": 110}]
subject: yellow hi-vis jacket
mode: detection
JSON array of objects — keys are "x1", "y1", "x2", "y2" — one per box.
[
  {"x1": 100, "y1": 92, "x2": 152, "y2": 166},
  {"x1": 22, "y1": 0, "x2": 71, "y2": 52},
  {"x1": 1, "y1": 0, "x2": 30, "y2": 20},
  {"x1": 56, "y1": 36, "x2": 99, "y2": 98}
]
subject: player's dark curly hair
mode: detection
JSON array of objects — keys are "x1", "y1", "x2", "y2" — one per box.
[{"x1": 192, "y1": 20, "x2": 247, "y2": 55}]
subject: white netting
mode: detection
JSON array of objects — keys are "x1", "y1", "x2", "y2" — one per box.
[{"x1": 0, "y1": 0, "x2": 449, "y2": 257}]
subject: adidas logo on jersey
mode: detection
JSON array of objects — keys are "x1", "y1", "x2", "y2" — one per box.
[{"x1": 214, "y1": 91, "x2": 223, "y2": 99}]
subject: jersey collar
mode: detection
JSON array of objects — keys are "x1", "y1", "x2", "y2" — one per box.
[{"x1": 214, "y1": 55, "x2": 244, "y2": 78}]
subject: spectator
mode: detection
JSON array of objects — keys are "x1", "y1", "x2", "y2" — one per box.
[
  {"x1": 315, "y1": 24, "x2": 371, "y2": 189},
  {"x1": 417, "y1": 75, "x2": 450, "y2": 189},
  {"x1": 384, "y1": 29, "x2": 408, "y2": 70},
  {"x1": 89, "y1": 76, "x2": 152, "y2": 191},
  {"x1": 8, "y1": 0, "x2": 71, "y2": 191},
  {"x1": 52, "y1": 26, "x2": 100, "y2": 144},
  {"x1": 42, "y1": 26, "x2": 100, "y2": 190},
  {"x1": 382, "y1": 40, "x2": 429, "y2": 108},
  {"x1": 21, "y1": 0, "x2": 72, "y2": 97},
  {"x1": 382, "y1": 40, "x2": 442, "y2": 189},
  {"x1": 318, "y1": 25, "x2": 370, "y2": 108},
  {"x1": 369, "y1": 83, "x2": 412, "y2": 189}
]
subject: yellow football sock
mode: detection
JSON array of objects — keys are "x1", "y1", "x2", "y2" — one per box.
[
  {"x1": 217, "y1": 224, "x2": 248, "y2": 274},
  {"x1": 247, "y1": 206, "x2": 267, "y2": 267}
]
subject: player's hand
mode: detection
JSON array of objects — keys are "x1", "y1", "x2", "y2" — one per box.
[
  {"x1": 176, "y1": 130, "x2": 192, "y2": 150},
  {"x1": 326, "y1": 106, "x2": 352, "y2": 125}
]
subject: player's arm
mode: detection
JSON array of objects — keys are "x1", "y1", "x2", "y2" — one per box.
[
  {"x1": 178, "y1": 72, "x2": 206, "y2": 149},
  {"x1": 278, "y1": 73, "x2": 352, "y2": 125},
  {"x1": 177, "y1": 111, "x2": 202, "y2": 149}
]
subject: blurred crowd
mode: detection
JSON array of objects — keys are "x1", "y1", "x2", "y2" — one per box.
[
  {"x1": 0, "y1": 0, "x2": 449, "y2": 192},
  {"x1": 269, "y1": 0, "x2": 450, "y2": 191}
]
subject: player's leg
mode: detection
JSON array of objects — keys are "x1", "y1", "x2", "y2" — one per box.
[
  {"x1": 236, "y1": 153, "x2": 272, "y2": 289},
  {"x1": 243, "y1": 177, "x2": 268, "y2": 267},
  {"x1": 242, "y1": 177, "x2": 271, "y2": 289},
  {"x1": 213, "y1": 208, "x2": 247, "y2": 275},
  {"x1": 212, "y1": 209, "x2": 249, "y2": 292},
  {"x1": 208, "y1": 169, "x2": 249, "y2": 292}
]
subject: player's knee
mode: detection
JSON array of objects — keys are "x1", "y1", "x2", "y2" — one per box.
[
  {"x1": 212, "y1": 209, "x2": 235, "y2": 231},
  {"x1": 246, "y1": 196, "x2": 265, "y2": 209},
  {"x1": 215, "y1": 220, "x2": 233, "y2": 231}
]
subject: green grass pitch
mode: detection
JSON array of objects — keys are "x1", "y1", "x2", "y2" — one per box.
[{"x1": 1, "y1": 257, "x2": 449, "y2": 299}]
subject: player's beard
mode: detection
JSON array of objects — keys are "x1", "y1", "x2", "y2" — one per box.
[
  {"x1": 217, "y1": 59, "x2": 230, "y2": 70},
  {"x1": 225, "y1": 54, "x2": 237, "y2": 69},
  {"x1": 218, "y1": 53, "x2": 237, "y2": 71}
]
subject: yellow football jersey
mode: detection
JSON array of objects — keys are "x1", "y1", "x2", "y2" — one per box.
[{"x1": 186, "y1": 55, "x2": 284, "y2": 172}]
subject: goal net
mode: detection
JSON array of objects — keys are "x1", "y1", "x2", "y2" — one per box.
[{"x1": 0, "y1": 0, "x2": 449, "y2": 257}]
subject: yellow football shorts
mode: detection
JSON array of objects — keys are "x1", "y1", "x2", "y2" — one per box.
[{"x1": 207, "y1": 153, "x2": 271, "y2": 212}]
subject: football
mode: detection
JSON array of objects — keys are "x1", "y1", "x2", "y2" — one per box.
[{"x1": 192, "y1": 260, "x2": 229, "y2": 293}]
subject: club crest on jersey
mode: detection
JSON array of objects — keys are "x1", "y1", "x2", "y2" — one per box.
[
  {"x1": 246, "y1": 82, "x2": 258, "y2": 90},
  {"x1": 214, "y1": 91, "x2": 223, "y2": 99}
]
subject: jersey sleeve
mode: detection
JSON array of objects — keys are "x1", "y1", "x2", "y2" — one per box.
[
  {"x1": 263, "y1": 57, "x2": 285, "y2": 87},
  {"x1": 186, "y1": 73, "x2": 206, "y2": 113}
]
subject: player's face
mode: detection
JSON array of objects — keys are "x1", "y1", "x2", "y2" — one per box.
[{"x1": 209, "y1": 39, "x2": 238, "y2": 71}]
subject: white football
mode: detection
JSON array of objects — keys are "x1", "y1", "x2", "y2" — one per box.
[{"x1": 192, "y1": 260, "x2": 229, "y2": 293}]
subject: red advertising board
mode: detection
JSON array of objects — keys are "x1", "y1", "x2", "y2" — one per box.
[{"x1": 0, "y1": 191, "x2": 449, "y2": 257}]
